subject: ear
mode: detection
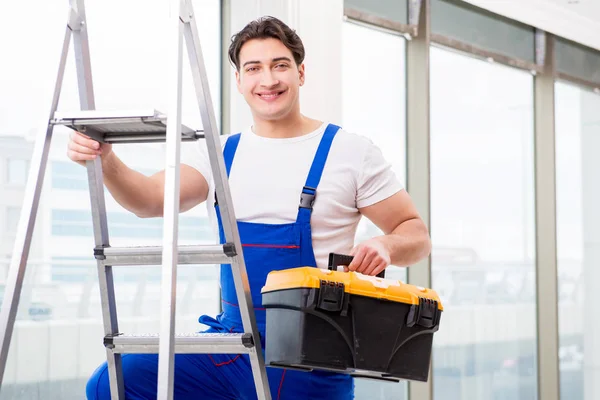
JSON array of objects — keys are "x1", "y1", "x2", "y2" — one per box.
[
  {"x1": 235, "y1": 69, "x2": 242, "y2": 94},
  {"x1": 298, "y1": 63, "x2": 305, "y2": 86}
]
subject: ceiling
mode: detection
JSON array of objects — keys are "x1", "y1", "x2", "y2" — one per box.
[
  {"x1": 463, "y1": 0, "x2": 600, "y2": 51},
  {"x1": 541, "y1": 0, "x2": 600, "y2": 23}
]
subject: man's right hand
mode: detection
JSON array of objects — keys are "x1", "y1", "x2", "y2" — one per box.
[{"x1": 67, "y1": 131, "x2": 113, "y2": 166}]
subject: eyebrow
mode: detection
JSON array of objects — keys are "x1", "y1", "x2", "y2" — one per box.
[{"x1": 242, "y1": 57, "x2": 292, "y2": 67}]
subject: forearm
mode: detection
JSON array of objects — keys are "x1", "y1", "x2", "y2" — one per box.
[
  {"x1": 376, "y1": 218, "x2": 431, "y2": 267},
  {"x1": 100, "y1": 152, "x2": 163, "y2": 218}
]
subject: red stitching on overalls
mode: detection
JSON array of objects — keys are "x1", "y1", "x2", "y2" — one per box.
[
  {"x1": 277, "y1": 369, "x2": 287, "y2": 400},
  {"x1": 242, "y1": 244, "x2": 299, "y2": 249},
  {"x1": 209, "y1": 354, "x2": 241, "y2": 367},
  {"x1": 208, "y1": 326, "x2": 242, "y2": 367}
]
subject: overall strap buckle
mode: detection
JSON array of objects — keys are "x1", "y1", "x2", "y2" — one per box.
[{"x1": 299, "y1": 186, "x2": 316, "y2": 210}]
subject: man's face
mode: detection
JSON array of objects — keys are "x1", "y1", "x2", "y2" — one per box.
[{"x1": 236, "y1": 38, "x2": 304, "y2": 121}]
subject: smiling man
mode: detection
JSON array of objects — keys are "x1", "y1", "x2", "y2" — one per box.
[{"x1": 76, "y1": 15, "x2": 431, "y2": 400}]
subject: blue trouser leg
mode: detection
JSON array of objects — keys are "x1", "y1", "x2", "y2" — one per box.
[
  {"x1": 234, "y1": 358, "x2": 355, "y2": 400},
  {"x1": 86, "y1": 352, "x2": 241, "y2": 400},
  {"x1": 86, "y1": 353, "x2": 354, "y2": 400},
  {"x1": 86, "y1": 317, "x2": 354, "y2": 400}
]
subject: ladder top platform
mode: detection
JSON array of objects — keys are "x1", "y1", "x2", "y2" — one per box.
[{"x1": 51, "y1": 109, "x2": 203, "y2": 144}]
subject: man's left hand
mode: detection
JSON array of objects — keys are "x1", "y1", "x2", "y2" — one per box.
[{"x1": 346, "y1": 238, "x2": 391, "y2": 276}]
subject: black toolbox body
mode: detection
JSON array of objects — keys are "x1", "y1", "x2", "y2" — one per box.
[{"x1": 261, "y1": 254, "x2": 443, "y2": 383}]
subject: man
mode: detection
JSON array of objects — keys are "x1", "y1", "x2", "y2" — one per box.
[{"x1": 72, "y1": 16, "x2": 431, "y2": 400}]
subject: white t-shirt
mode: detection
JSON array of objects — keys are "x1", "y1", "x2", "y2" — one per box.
[{"x1": 181, "y1": 122, "x2": 403, "y2": 269}]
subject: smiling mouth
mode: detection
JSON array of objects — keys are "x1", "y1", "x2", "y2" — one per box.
[{"x1": 257, "y1": 90, "x2": 286, "y2": 100}]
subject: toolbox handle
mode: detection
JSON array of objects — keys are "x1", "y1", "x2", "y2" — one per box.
[{"x1": 327, "y1": 253, "x2": 386, "y2": 279}]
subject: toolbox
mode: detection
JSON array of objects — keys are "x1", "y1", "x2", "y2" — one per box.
[{"x1": 260, "y1": 253, "x2": 443, "y2": 382}]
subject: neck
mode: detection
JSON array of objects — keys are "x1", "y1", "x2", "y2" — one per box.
[{"x1": 252, "y1": 111, "x2": 322, "y2": 139}]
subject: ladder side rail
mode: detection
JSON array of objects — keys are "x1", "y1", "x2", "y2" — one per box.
[
  {"x1": 0, "y1": 5, "x2": 75, "y2": 389},
  {"x1": 183, "y1": 0, "x2": 259, "y2": 336},
  {"x1": 156, "y1": 0, "x2": 186, "y2": 398},
  {"x1": 183, "y1": 2, "x2": 272, "y2": 399},
  {"x1": 70, "y1": 0, "x2": 125, "y2": 398}
]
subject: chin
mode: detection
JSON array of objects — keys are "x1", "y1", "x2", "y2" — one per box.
[{"x1": 254, "y1": 108, "x2": 290, "y2": 121}]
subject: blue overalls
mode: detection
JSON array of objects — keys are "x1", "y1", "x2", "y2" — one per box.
[{"x1": 86, "y1": 123, "x2": 354, "y2": 399}]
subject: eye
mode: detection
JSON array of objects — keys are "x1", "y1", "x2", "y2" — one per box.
[
  {"x1": 246, "y1": 67, "x2": 258, "y2": 72},
  {"x1": 275, "y1": 63, "x2": 289, "y2": 69}
]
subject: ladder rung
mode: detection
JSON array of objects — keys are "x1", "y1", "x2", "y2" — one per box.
[
  {"x1": 51, "y1": 109, "x2": 203, "y2": 143},
  {"x1": 105, "y1": 332, "x2": 255, "y2": 354},
  {"x1": 96, "y1": 244, "x2": 236, "y2": 266}
]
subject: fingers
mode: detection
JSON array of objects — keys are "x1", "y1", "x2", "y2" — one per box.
[
  {"x1": 71, "y1": 131, "x2": 100, "y2": 150},
  {"x1": 362, "y1": 257, "x2": 382, "y2": 276},
  {"x1": 348, "y1": 246, "x2": 366, "y2": 272},
  {"x1": 348, "y1": 246, "x2": 375, "y2": 274},
  {"x1": 365, "y1": 260, "x2": 386, "y2": 277},
  {"x1": 67, "y1": 131, "x2": 102, "y2": 163},
  {"x1": 69, "y1": 140, "x2": 101, "y2": 156},
  {"x1": 348, "y1": 245, "x2": 388, "y2": 276}
]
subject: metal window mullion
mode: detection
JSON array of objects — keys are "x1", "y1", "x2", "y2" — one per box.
[
  {"x1": 220, "y1": 0, "x2": 230, "y2": 137},
  {"x1": 555, "y1": 72, "x2": 600, "y2": 94},
  {"x1": 406, "y1": 1, "x2": 432, "y2": 400},
  {"x1": 534, "y1": 30, "x2": 560, "y2": 400},
  {"x1": 430, "y1": 33, "x2": 543, "y2": 74},
  {"x1": 344, "y1": 7, "x2": 417, "y2": 37}
]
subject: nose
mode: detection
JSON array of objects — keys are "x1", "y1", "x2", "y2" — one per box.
[{"x1": 260, "y1": 69, "x2": 279, "y2": 87}]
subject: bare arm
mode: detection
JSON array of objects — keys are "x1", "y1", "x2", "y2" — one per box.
[
  {"x1": 101, "y1": 152, "x2": 208, "y2": 218},
  {"x1": 348, "y1": 190, "x2": 431, "y2": 276},
  {"x1": 67, "y1": 131, "x2": 208, "y2": 218}
]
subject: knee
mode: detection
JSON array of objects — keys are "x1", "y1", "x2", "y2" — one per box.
[{"x1": 86, "y1": 363, "x2": 111, "y2": 400}]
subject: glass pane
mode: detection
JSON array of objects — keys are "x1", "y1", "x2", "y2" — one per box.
[
  {"x1": 556, "y1": 81, "x2": 600, "y2": 400},
  {"x1": 7, "y1": 159, "x2": 29, "y2": 185},
  {"x1": 5, "y1": 207, "x2": 20, "y2": 233},
  {"x1": 431, "y1": 0, "x2": 535, "y2": 62},
  {"x1": 342, "y1": 20, "x2": 408, "y2": 400},
  {"x1": 556, "y1": 38, "x2": 600, "y2": 84},
  {"x1": 345, "y1": 0, "x2": 408, "y2": 26},
  {"x1": 430, "y1": 46, "x2": 537, "y2": 400},
  {"x1": 0, "y1": 0, "x2": 221, "y2": 398}
]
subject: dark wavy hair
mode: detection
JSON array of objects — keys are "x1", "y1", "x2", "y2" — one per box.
[{"x1": 228, "y1": 16, "x2": 305, "y2": 71}]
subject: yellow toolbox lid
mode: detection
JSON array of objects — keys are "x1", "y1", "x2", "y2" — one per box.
[{"x1": 261, "y1": 267, "x2": 443, "y2": 311}]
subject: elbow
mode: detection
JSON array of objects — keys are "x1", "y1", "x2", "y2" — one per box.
[
  {"x1": 134, "y1": 209, "x2": 162, "y2": 219},
  {"x1": 421, "y1": 234, "x2": 432, "y2": 260},
  {"x1": 413, "y1": 220, "x2": 432, "y2": 261},
  {"x1": 134, "y1": 201, "x2": 164, "y2": 219},
  {"x1": 134, "y1": 197, "x2": 191, "y2": 219}
]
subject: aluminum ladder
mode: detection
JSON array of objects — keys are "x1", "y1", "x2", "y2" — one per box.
[{"x1": 0, "y1": 0, "x2": 271, "y2": 399}]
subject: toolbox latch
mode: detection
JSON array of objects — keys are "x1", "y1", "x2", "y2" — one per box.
[
  {"x1": 317, "y1": 280, "x2": 346, "y2": 313},
  {"x1": 406, "y1": 297, "x2": 440, "y2": 329}
]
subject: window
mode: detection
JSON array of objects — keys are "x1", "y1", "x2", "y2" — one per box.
[
  {"x1": 51, "y1": 209, "x2": 213, "y2": 241},
  {"x1": 430, "y1": 46, "x2": 537, "y2": 399},
  {"x1": 342, "y1": 20, "x2": 408, "y2": 400},
  {"x1": 344, "y1": 0, "x2": 408, "y2": 26},
  {"x1": 0, "y1": 0, "x2": 222, "y2": 397},
  {"x1": 555, "y1": 81, "x2": 600, "y2": 400},
  {"x1": 431, "y1": 0, "x2": 535, "y2": 62},
  {"x1": 7, "y1": 159, "x2": 29, "y2": 185},
  {"x1": 5, "y1": 207, "x2": 21, "y2": 234},
  {"x1": 51, "y1": 161, "x2": 88, "y2": 190},
  {"x1": 51, "y1": 160, "x2": 159, "y2": 191},
  {"x1": 555, "y1": 38, "x2": 600, "y2": 84}
]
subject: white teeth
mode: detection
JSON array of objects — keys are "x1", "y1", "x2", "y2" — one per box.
[{"x1": 258, "y1": 91, "x2": 284, "y2": 99}]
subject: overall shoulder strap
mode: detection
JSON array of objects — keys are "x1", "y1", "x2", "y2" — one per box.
[
  {"x1": 214, "y1": 133, "x2": 241, "y2": 207},
  {"x1": 223, "y1": 133, "x2": 242, "y2": 177},
  {"x1": 297, "y1": 123, "x2": 341, "y2": 222}
]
